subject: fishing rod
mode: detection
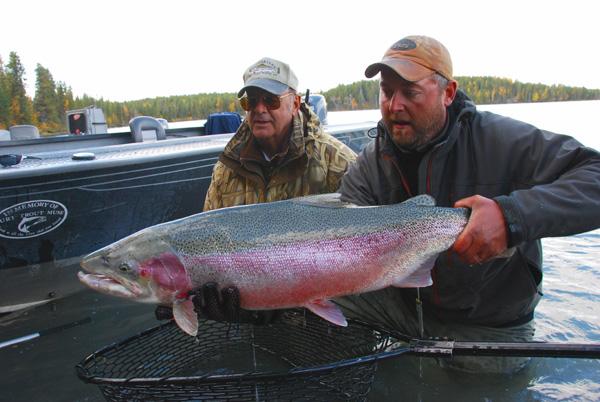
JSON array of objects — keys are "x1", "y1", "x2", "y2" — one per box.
[{"x1": 0, "y1": 316, "x2": 92, "y2": 350}]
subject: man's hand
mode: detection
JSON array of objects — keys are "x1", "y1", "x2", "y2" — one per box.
[
  {"x1": 189, "y1": 282, "x2": 242, "y2": 322},
  {"x1": 155, "y1": 282, "x2": 280, "y2": 325},
  {"x1": 452, "y1": 195, "x2": 509, "y2": 265}
]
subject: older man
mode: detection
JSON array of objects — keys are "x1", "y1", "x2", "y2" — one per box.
[
  {"x1": 203, "y1": 57, "x2": 356, "y2": 211},
  {"x1": 190, "y1": 57, "x2": 356, "y2": 323},
  {"x1": 336, "y1": 35, "x2": 600, "y2": 373}
]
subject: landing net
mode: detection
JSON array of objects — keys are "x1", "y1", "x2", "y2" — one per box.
[{"x1": 76, "y1": 310, "x2": 396, "y2": 401}]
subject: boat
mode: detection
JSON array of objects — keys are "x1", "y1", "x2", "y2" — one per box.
[{"x1": 0, "y1": 102, "x2": 376, "y2": 314}]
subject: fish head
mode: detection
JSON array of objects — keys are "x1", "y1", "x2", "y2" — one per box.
[{"x1": 78, "y1": 229, "x2": 192, "y2": 305}]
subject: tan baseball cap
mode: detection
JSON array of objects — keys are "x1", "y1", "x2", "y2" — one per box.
[
  {"x1": 238, "y1": 57, "x2": 299, "y2": 97},
  {"x1": 365, "y1": 35, "x2": 453, "y2": 81}
]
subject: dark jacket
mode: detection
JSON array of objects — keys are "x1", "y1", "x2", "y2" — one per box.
[{"x1": 339, "y1": 90, "x2": 600, "y2": 327}]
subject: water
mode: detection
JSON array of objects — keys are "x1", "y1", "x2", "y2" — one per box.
[
  {"x1": 369, "y1": 231, "x2": 600, "y2": 401},
  {"x1": 1, "y1": 100, "x2": 599, "y2": 401},
  {"x1": 328, "y1": 99, "x2": 600, "y2": 150}
]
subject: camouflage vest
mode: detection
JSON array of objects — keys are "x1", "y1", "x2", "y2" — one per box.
[{"x1": 203, "y1": 104, "x2": 356, "y2": 211}]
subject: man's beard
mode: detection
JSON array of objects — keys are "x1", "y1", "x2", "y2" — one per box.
[{"x1": 387, "y1": 107, "x2": 446, "y2": 151}]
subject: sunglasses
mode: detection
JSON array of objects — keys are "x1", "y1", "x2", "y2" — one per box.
[
  {"x1": 0, "y1": 154, "x2": 41, "y2": 167},
  {"x1": 239, "y1": 92, "x2": 294, "y2": 111}
]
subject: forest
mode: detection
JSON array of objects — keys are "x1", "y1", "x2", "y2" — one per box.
[{"x1": 2, "y1": 51, "x2": 600, "y2": 134}]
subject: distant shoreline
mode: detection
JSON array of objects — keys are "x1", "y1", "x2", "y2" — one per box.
[{"x1": 2, "y1": 50, "x2": 599, "y2": 134}]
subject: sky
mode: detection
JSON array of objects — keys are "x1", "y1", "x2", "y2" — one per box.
[{"x1": 2, "y1": 0, "x2": 599, "y2": 102}]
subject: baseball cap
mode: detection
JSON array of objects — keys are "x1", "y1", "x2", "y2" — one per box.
[
  {"x1": 237, "y1": 57, "x2": 299, "y2": 97},
  {"x1": 365, "y1": 35, "x2": 453, "y2": 81}
]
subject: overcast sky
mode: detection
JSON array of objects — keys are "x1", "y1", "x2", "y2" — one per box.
[{"x1": 3, "y1": 0, "x2": 599, "y2": 102}]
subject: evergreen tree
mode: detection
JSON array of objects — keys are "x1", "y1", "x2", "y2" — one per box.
[
  {"x1": 56, "y1": 81, "x2": 74, "y2": 127},
  {"x1": 0, "y1": 56, "x2": 10, "y2": 129},
  {"x1": 6, "y1": 51, "x2": 34, "y2": 126},
  {"x1": 34, "y1": 63, "x2": 61, "y2": 132}
]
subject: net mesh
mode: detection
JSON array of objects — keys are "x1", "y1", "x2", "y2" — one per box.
[{"x1": 76, "y1": 310, "x2": 395, "y2": 401}]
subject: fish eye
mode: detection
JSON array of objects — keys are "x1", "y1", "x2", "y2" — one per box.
[{"x1": 119, "y1": 263, "x2": 130, "y2": 272}]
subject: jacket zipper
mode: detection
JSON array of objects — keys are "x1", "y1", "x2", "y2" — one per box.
[
  {"x1": 382, "y1": 153, "x2": 413, "y2": 197},
  {"x1": 426, "y1": 149, "x2": 437, "y2": 195}
]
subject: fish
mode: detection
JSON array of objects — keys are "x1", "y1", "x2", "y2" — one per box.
[
  {"x1": 78, "y1": 193, "x2": 468, "y2": 336},
  {"x1": 18, "y1": 216, "x2": 47, "y2": 233}
]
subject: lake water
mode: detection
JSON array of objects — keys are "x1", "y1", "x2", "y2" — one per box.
[{"x1": 1, "y1": 100, "x2": 599, "y2": 401}]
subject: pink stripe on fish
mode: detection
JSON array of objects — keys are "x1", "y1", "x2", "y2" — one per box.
[{"x1": 182, "y1": 231, "x2": 408, "y2": 308}]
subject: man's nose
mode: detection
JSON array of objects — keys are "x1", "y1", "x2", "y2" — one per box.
[
  {"x1": 388, "y1": 90, "x2": 406, "y2": 112},
  {"x1": 252, "y1": 98, "x2": 269, "y2": 113}
]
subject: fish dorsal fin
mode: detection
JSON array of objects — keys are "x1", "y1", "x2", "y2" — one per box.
[
  {"x1": 293, "y1": 193, "x2": 356, "y2": 209},
  {"x1": 401, "y1": 195, "x2": 436, "y2": 207}
]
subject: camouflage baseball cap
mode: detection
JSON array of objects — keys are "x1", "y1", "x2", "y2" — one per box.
[
  {"x1": 238, "y1": 57, "x2": 299, "y2": 97},
  {"x1": 365, "y1": 35, "x2": 453, "y2": 81}
]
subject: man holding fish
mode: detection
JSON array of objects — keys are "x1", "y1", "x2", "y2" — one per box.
[
  {"x1": 198, "y1": 57, "x2": 356, "y2": 323},
  {"x1": 335, "y1": 35, "x2": 600, "y2": 372}
]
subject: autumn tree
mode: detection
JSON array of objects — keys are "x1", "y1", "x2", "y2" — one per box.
[
  {"x1": 0, "y1": 56, "x2": 9, "y2": 129},
  {"x1": 6, "y1": 51, "x2": 34, "y2": 126},
  {"x1": 34, "y1": 63, "x2": 62, "y2": 132},
  {"x1": 56, "y1": 81, "x2": 74, "y2": 125}
]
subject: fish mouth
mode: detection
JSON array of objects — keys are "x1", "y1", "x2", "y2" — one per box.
[{"x1": 77, "y1": 271, "x2": 142, "y2": 299}]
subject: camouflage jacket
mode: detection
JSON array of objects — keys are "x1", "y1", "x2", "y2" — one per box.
[{"x1": 203, "y1": 103, "x2": 357, "y2": 211}]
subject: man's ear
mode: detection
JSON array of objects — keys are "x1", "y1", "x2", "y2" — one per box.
[
  {"x1": 444, "y1": 80, "x2": 458, "y2": 107},
  {"x1": 293, "y1": 94, "x2": 301, "y2": 112}
]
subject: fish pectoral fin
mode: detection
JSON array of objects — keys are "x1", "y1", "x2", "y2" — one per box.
[
  {"x1": 304, "y1": 299, "x2": 348, "y2": 327},
  {"x1": 391, "y1": 255, "x2": 436, "y2": 288},
  {"x1": 173, "y1": 299, "x2": 198, "y2": 336}
]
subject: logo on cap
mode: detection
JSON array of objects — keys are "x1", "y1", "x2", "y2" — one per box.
[
  {"x1": 391, "y1": 38, "x2": 417, "y2": 51},
  {"x1": 239, "y1": 57, "x2": 299, "y2": 97},
  {"x1": 247, "y1": 60, "x2": 280, "y2": 79}
]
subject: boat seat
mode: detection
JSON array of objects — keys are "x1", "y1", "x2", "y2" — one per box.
[
  {"x1": 9, "y1": 125, "x2": 40, "y2": 140},
  {"x1": 308, "y1": 94, "x2": 328, "y2": 125},
  {"x1": 204, "y1": 112, "x2": 242, "y2": 135},
  {"x1": 0, "y1": 130, "x2": 10, "y2": 141},
  {"x1": 156, "y1": 118, "x2": 169, "y2": 129},
  {"x1": 128, "y1": 116, "x2": 167, "y2": 142}
]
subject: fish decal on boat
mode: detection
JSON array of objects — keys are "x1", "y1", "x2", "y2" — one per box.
[
  {"x1": 78, "y1": 193, "x2": 469, "y2": 336},
  {"x1": 18, "y1": 216, "x2": 47, "y2": 234}
]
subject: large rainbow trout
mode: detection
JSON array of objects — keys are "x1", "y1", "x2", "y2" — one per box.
[{"x1": 78, "y1": 193, "x2": 468, "y2": 336}]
